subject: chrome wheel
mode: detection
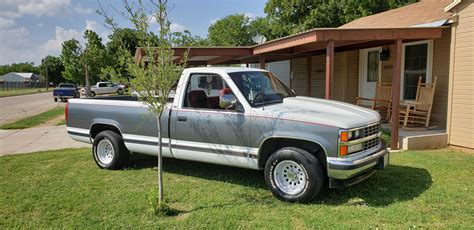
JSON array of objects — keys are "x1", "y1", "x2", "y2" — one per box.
[
  {"x1": 97, "y1": 138, "x2": 114, "y2": 165},
  {"x1": 273, "y1": 160, "x2": 307, "y2": 195}
]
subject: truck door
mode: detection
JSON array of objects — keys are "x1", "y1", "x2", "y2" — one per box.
[
  {"x1": 173, "y1": 73, "x2": 252, "y2": 168},
  {"x1": 97, "y1": 82, "x2": 107, "y2": 94}
]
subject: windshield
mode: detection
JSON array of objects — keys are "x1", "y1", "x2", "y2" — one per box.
[
  {"x1": 58, "y1": 83, "x2": 75, "y2": 88},
  {"x1": 228, "y1": 71, "x2": 295, "y2": 107}
]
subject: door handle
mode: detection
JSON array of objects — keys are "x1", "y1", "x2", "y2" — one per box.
[{"x1": 177, "y1": 116, "x2": 187, "y2": 122}]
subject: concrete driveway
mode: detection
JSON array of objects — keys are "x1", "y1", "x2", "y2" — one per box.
[
  {"x1": 0, "y1": 92, "x2": 59, "y2": 125},
  {"x1": 0, "y1": 125, "x2": 89, "y2": 156}
]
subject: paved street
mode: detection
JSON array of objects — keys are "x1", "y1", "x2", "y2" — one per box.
[
  {"x1": 0, "y1": 92, "x2": 59, "y2": 125},
  {"x1": 0, "y1": 125, "x2": 89, "y2": 156}
]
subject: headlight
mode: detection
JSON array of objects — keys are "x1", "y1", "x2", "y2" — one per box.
[
  {"x1": 340, "y1": 129, "x2": 361, "y2": 142},
  {"x1": 348, "y1": 144, "x2": 363, "y2": 153}
]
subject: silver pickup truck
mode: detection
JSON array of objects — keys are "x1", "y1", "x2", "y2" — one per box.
[{"x1": 66, "y1": 67, "x2": 388, "y2": 202}]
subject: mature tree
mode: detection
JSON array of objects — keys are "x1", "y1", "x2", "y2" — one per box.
[
  {"x1": 208, "y1": 14, "x2": 254, "y2": 46},
  {"x1": 264, "y1": 0, "x2": 417, "y2": 39},
  {"x1": 61, "y1": 30, "x2": 108, "y2": 95},
  {"x1": 39, "y1": 56, "x2": 65, "y2": 86},
  {"x1": 0, "y1": 62, "x2": 40, "y2": 75},
  {"x1": 99, "y1": 0, "x2": 188, "y2": 214},
  {"x1": 171, "y1": 30, "x2": 209, "y2": 46}
]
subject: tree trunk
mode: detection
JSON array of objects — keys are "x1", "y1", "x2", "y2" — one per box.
[
  {"x1": 156, "y1": 113, "x2": 164, "y2": 205},
  {"x1": 85, "y1": 66, "x2": 91, "y2": 97}
]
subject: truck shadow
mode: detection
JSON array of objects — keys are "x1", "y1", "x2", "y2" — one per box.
[{"x1": 127, "y1": 154, "x2": 432, "y2": 207}]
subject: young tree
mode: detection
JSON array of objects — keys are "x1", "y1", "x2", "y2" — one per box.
[
  {"x1": 99, "y1": 0, "x2": 187, "y2": 212},
  {"x1": 61, "y1": 30, "x2": 108, "y2": 95}
]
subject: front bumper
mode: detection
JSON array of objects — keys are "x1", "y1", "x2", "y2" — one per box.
[{"x1": 327, "y1": 142, "x2": 389, "y2": 188}]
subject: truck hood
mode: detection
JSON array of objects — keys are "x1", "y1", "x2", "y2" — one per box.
[{"x1": 259, "y1": 96, "x2": 380, "y2": 129}]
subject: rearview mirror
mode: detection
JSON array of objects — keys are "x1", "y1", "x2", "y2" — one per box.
[{"x1": 219, "y1": 94, "x2": 237, "y2": 110}]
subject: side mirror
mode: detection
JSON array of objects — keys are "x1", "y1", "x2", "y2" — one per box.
[{"x1": 219, "y1": 94, "x2": 237, "y2": 110}]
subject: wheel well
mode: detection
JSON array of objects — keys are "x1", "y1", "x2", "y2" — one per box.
[
  {"x1": 90, "y1": 123, "x2": 122, "y2": 139},
  {"x1": 258, "y1": 138, "x2": 327, "y2": 170}
]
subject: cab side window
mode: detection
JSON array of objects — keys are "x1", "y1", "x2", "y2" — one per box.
[
  {"x1": 183, "y1": 73, "x2": 237, "y2": 110},
  {"x1": 98, "y1": 83, "x2": 107, "y2": 88}
]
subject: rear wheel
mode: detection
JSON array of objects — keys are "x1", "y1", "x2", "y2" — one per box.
[
  {"x1": 90, "y1": 91, "x2": 96, "y2": 97},
  {"x1": 264, "y1": 147, "x2": 324, "y2": 203},
  {"x1": 92, "y1": 130, "x2": 129, "y2": 169},
  {"x1": 117, "y1": 89, "x2": 123, "y2": 95}
]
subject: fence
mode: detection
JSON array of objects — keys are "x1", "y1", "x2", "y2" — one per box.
[{"x1": 0, "y1": 81, "x2": 47, "y2": 91}]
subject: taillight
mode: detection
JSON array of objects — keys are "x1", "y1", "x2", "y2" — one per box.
[{"x1": 65, "y1": 101, "x2": 69, "y2": 124}]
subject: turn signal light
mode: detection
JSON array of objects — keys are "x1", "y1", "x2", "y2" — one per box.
[
  {"x1": 339, "y1": 146, "x2": 348, "y2": 156},
  {"x1": 340, "y1": 131, "x2": 349, "y2": 142}
]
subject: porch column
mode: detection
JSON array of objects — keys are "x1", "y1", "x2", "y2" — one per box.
[
  {"x1": 325, "y1": 40, "x2": 334, "y2": 99},
  {"x1": 306, "y1": 56, "x2": 312, "y2": 96},
  {"x1": 391, "y1": 39, "x2": 402, "y2": 150},
  {"x1": 259, "y1": 54, "x2": 266, "y2": 69},
  {"x1": 245, "y1": 63, "x2": 249, "y2": 68}
]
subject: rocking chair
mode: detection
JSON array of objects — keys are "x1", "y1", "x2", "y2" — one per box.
[
  {"x1": 399, "y1": 76, "x2": 438, "y2": 129},
  {"x1": 356, "y1": 82, "x2": 392, "y2": 121}
]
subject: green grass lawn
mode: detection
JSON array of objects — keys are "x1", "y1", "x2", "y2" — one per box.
[
  {"x1": 0, "y1": 88, "x2": 52, "y2": 98},
  {"x1": 0, "y1": 107, "x2": 64, "y2": 129},
  {"x1": 1, "y1": 148, "x2": 473, "y2": 228}
]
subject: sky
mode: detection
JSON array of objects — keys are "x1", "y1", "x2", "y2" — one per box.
[{"x1": 0, "y1": 0, "x2": 266, "y2": 65}]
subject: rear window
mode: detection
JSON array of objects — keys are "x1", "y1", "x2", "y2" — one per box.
[{"x1": 59, "y1": 84, "x2": 75, "y2": 88}]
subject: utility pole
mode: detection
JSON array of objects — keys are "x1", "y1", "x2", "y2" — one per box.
[{"x1": 45, "y1": 59, "x2": 49, "y2": 90}]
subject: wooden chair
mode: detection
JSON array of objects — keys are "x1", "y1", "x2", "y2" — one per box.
[
  {"x1": 399, "y1": 76, "x2": 438, "y2": 128},
  {"x1": 356, "y1": 82, "x2": 392, "y2": 121}
]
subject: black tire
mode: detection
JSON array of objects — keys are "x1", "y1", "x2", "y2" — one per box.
[
  {"x1": 117, "y1": 89, "x2": 123, "y2": 95},
  {"x1": 54, "y1": 97, "x2": 58, "y2": 102},
  {"x1": 264, "y1": 147, "x2": 324, "y2": 203},
  {"x1": 92, "y1": 130, "x2": 130, "y2": 170},
  {"x1": 90, "y1": 91, "x2": 96, "y2": 97}
]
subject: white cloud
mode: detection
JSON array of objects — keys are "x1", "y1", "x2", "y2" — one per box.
[
  {"x1": 0, "y1": 27, "x2": 36, "y2": 64},
  {"x1": 85, "y1": 20, "x2": 98, "y2": 31},
  {"x1": 0, "y1": 17, "x2": 15, "y2": 29},
  {"x1": 74, "y1": 3, "x2": 94, "y2": 14},
  {"x1": 170, "y1": 22, "x2": 186, "y2": 32},
  {"x1": 17, "y1": 0, "x2": 71, "y2": 17},
  {"x1": 41, "y1": 26, "x2": 82, "y2": 58}
]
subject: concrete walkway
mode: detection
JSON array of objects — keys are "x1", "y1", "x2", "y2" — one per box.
[{"x1": 0, "y1": 125, "x2": 89, "y2": 156}]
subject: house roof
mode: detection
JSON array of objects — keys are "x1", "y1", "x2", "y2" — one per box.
[
  {"x1": 340, "y1": 0, "x2": 454, "y2": 28},
  {"x1": 12, "y1": 72, "x2": 35, "y2": 79}
]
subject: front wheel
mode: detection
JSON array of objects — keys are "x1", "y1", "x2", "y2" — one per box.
[
  {"x1": 92, "y1": 130, "x2": 129, "y2": 169},
  {"x1": 264, "y1": 147, "x2": 324, "y2": 203},
  {"x1": 90, "y1": 91, "x2": 96, "y2": 97},
  {"x1": 117, "y1": 89, "x2": 123, "y2": 95}
]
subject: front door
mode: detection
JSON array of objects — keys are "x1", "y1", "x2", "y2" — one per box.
[
  {"x1": 359, "y1": 47, "x2": 381, "y2": 105},
  {"x1": 173, "y1": 73, "x2": 252, "y2": 168}
]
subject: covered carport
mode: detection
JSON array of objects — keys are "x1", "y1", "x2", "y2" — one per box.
[{"x1": 134, "y1": 27, "x2": 445, "y2": 150}]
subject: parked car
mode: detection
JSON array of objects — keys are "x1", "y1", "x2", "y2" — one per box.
[
  {"x1": 53, "y1": 83, "x2": 79, "y2": 102},
  {"x1": 66, "y1": 67, "x2": 388, "y2": 202},
  {"x1": 90, "y1": 82, "x2": 124, "y2": 97}
]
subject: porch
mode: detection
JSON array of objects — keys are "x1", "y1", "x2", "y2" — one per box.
[{"x1": 135, "y1": 27, "x2": 450, "y2": 150}]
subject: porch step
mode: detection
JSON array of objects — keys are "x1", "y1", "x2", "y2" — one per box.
[{"x1": 399, "y1": 132, "x2": 448, "y2": 150}]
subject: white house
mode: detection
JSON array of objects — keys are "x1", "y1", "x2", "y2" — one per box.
[{"x1": 0, "y1": 72, "x2": 42, "y2": 83}]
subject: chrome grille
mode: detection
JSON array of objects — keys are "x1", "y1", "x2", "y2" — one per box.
[
  {"x1": 363, "y1": 138, "x2": 380, "y2": 151},
  {"x1": 363, "y1": 123, "x2": 381, "y2": 137}
]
